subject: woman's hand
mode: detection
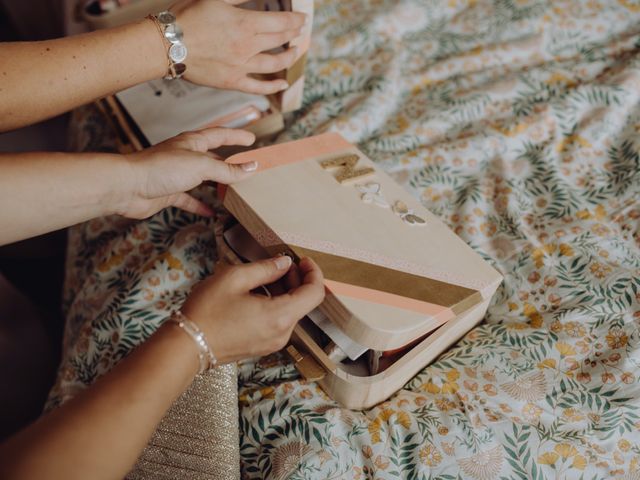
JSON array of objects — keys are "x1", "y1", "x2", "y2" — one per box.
[
  {"x1": 182, "y1": 256, "x2": 325, "y2": 363},
  {"x1": 117, "y1": 128, "x2": 257, "y2": 219},
  {"x1": 174, "y1": 0, "x2": 306, "y2": 94}
]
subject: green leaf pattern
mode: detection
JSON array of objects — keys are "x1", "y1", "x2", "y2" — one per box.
[{"x1": 48, "y1": 1, "x2": 640, "y2": 479}]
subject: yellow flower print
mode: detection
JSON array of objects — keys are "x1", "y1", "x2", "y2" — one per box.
[
  {"x1": 618, "y1": 439, "x2": 631, "y2": 452},
  {"x1": 591, "y1": 223, "x2": 611, "y2": 237},
  {"x1": 522, "y1": 403, "x2": 542, "y2": 423},
  {"x1": 562, "y1": 408, "x2": 585, "y2": 422},
  {"x1": 422, "y1": 381, "x2": 441, "y2": 394},
  {"x1": 537, "y1": 358, "x2": 557, "y2": 370},
  {"x1": 546, "y1": 72, "x2": 578, "y2": 88},
  {"x1": 564, "y1": 321, "x2": 586, "y2": 338},
  {"x1": 576, "y1": 209, "x2": 592, "y2": 220},
  {"x1": 557, "y1": 134, "x2": 592, "y2": 153},
  {"x1": 442, "y1": 369, "x2": 460, "y2": 394},
  {"x1": 572, "y1": 455, "x2": 587, "y2": 470},
  {"x1": 555, "y1": 443, "x2": 578, "y2": 459},
  {"x1": 367, "y1": 409, "x2": 411, "y2": 444},
  {"x1": 374, "y1": 455, "x2": 390, "y2": 470},
  {"x1": 419, "y1": 444, "x2": 442, "y2": 467},
  {"x1": 97, "y1": 253, "x2": 125, "y2": 272},
  {"x1": 556, "y1": 342, "x2": 577, "y2": 356},
  {"x1": 606, "y1": 328, "x2": 628, "y2": 349},
  {"x1": 538, "y1": 452, "x2": 559, "y2": 465},
  {"x1": 559, "y1": 243, "x2": 574, "y2": 257},
  {"x1": 319, "y1": 59, "x2": 353, "y2": 76},
  {"x1": 619, "y1": 0, "x2": 640, "y2": 12},
  {"x1": 523, "y1": 303, "x2": 543, "y2": 327},
  {"x1": 435, "y1": 398, "x2": 457, "y2": 412},
  {"x1": 143, "y1": 252, "x2": 184, "y2": 272}
]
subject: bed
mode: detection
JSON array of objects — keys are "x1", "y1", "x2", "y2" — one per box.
[{"x1": 49, "y1": 0, "x2": 640, "y2": 479}]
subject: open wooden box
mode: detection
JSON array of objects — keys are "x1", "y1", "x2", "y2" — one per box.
[
  {"x1": 92, "y1": 0, "x2": 313, "y2": 152},
  {"x1": 217, "y1": 133, "x2": 503, "y2": 409}
]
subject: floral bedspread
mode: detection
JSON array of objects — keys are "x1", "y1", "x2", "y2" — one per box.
[
  {"x1": 50, "y1": 0, "x2": 640, "y2": 479},
  {"x1": 237, "y1": 1, "x2": 640, "y2": 479}
]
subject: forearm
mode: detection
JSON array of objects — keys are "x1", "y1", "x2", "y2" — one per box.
[
  {"x1": 0, "y1": 323, "x2": 199, "y2": 480},
  {"x1": 0, "y1": 19, "x2": 166, "y2": 131},
  {"x1": 0, "y1": 152, "x2": 130, "y2": 245}
]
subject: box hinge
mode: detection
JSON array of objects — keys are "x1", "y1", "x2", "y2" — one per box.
[{"x1": 285, "y1": 345, "x2": 326, "y2": 382}]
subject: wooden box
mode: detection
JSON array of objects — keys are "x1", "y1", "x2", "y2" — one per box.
[
  {"x1": 94, "y1": 0, "x2": 313, "y2": 152},
  {"x1": 219, "y1": 133, "x2": 503, "y2": 409}
]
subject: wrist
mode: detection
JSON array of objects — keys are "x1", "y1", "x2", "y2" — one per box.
[
  {"x1": 136, "y1": 17, "x2": 171, "y2": 80},
  {"x1": 169, "y1": 311, "x2": 218, "y2": 374},
  {"x1": 180, "y1": 304, "x2": 230, "y2": 365},
  {"x1": 108, "y1": 153, "x2": 140, "y2": 217},
  {"x1": 158, "y1": 321, "x2": 201, "y2": 381}
]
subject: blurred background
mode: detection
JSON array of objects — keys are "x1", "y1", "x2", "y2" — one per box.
[{"x1": 0, "y1": 0, "x2": 84, "y2": 441}]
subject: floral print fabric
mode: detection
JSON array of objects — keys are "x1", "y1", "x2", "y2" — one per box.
[
  {"x1": 50, "y1": 0, "x2": 640, "y2": 479},
  {"x1": 238, "y1": 1, "x2": 640, "y2": 479}
]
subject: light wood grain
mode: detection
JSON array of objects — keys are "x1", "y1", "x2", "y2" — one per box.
[
  {"x1": 224, "y1": 133, "x2": 502, "y2": 350},
  {"x1": 290, "y1": 298, "x2": 491, "y2": 410}
]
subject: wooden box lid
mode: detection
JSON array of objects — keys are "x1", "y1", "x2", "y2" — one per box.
[{"x1": 222, "y1": 133, "x2": 502, "y2": 351}]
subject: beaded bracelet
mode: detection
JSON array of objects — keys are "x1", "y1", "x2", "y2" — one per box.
[
  {"x1": 147, "y1": 11, "x2": 187, "y2": 80},
  {"x1": 169, "y1": 310, "x2": 217, "y2": 374}
]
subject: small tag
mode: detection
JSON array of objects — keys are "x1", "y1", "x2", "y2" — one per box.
[{"x1": 320, "y1": 154, "x2": 375, "y2": 183}]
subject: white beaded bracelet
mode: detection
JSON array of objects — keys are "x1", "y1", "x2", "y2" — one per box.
[{"x1": 169, "y1": 311, "x2": 217, "y2": 375}]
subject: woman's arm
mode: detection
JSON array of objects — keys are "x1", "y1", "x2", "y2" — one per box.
[
  {"x1": 0, "y1": 256, "x2": 325, "y2": 480},
  {"x1": 0, "y1": 20, "x2": 166, "y2": 132},
  {"x1": 0, "y1": 0, "x2": 305, "y2": 132},
  {"x1": 0, "y1": 128, "x2": 257, "y2": 246}
]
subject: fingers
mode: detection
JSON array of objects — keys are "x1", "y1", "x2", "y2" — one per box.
[
  {"x1": 254, "y1": 29, "x2": 303, "y2": 51},
  {"x1": 271, "y1": 257, "x2": 325, "y2": 319},
  {"x1": 235, "y1": 76, "x2": 289, "y2": 95},
  {"x1": 226, "y1": 256, "x2": 293, "y2": 292},
  {"x1": 248, "y1": 10, "x2": 306, "y2": 33},
  {"x1": 202, "y1": 155, "x2": 258, "y2": 184},
  {"x1": 284, "y1": 262, "x2": 302, "y2": 290},
  {"x1": 246, "y1": 48, "x2": 298, "y2": 74},
  {"x1": 170, "y1": 192, "x2": 215, "y2": 217},
  {"x1": 172, "y1": 128, "x2": 256, "y2": 152}
]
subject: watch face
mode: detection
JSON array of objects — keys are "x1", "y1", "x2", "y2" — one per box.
[
  {"x1": 164, "y1": 23, "x2": 184, "y2": 43},
  {"x1": 169, "y1": 43, "x2": 188, "y2": 63},
  {"x1": 157, "y1": 11, "x2": 176, "y2": 25}
]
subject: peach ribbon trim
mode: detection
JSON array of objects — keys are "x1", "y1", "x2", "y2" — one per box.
[
  {"x1": 324, "y1": 279, "x2": 456, "y2": 320},
  {"x1": 226, "y1": 132, "x2": 352, "y2": 171}
]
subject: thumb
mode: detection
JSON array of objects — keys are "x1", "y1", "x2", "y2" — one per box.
[
  {"x1": 227, "y1": 256, "x2": 293, "y2": 292},
  {"x1": 204, "y1": 156, "x2": 258, "y2": 184}
]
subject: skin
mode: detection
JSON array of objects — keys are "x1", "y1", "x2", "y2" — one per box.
[
  {"x1": 0, "y1": 127, "x2": 326, "y2": 479},
  {"x1": 0, "y1": 1, "x2": 318, "y2": 475},
  {"x1": 0, "y1": 0, "x2": 306, "y2": 131}
]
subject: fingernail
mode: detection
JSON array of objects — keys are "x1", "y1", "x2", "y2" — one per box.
[
  {"x1": 279, "y1": 80, "x2": 289, "y2": 90},
  {"x1": 274, "y1": 255, "x2": 292, "y2": 270},
  {"x1": 241, "y1": 161, "x2": 258, "y2": 172}
]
